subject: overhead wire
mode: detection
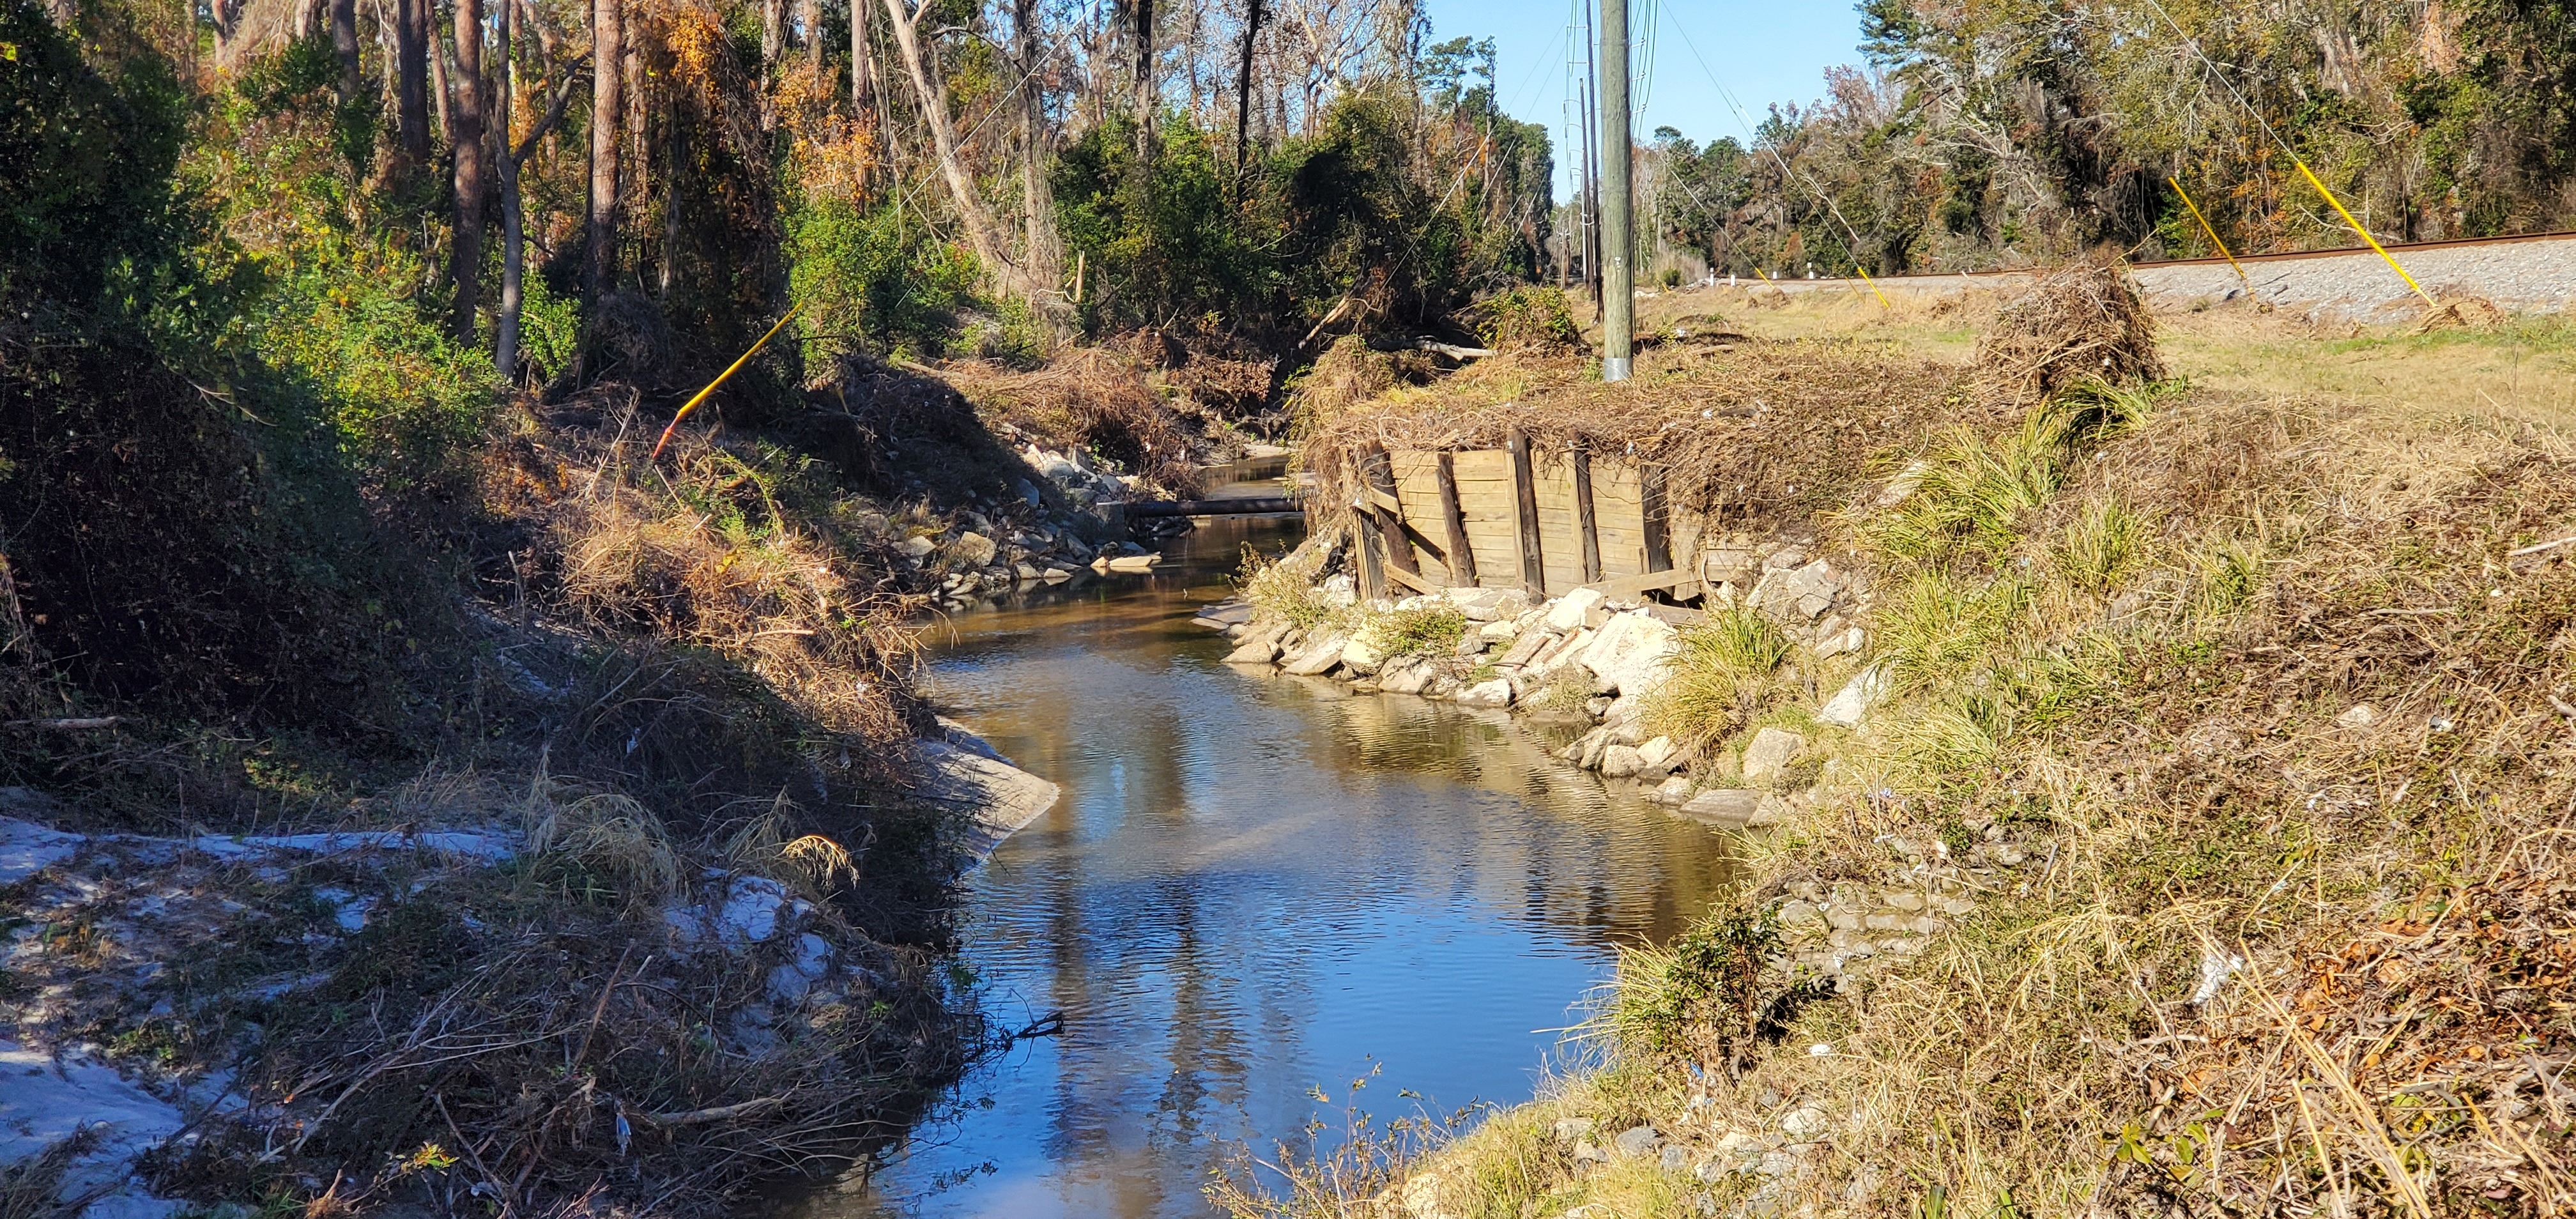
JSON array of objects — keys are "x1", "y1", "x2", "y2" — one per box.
[
  {"x1": 1662, "y1": 10, "x2": 1871, "y2": 271},
  {"x1": 2130, "y1": 0, "x2": 2434, "y2": 305}
]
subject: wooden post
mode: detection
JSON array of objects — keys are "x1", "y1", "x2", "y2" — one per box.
[
  {"x1": 1506, "y1": 429, "x2": 1546, "y2": 599},
  {"x1": 1640, "y1": 463, "x2": 1673, "y2": 574},
  {"x1": 1572, "y1": 448, "x2": 1603, "y2": 583},
  {"x1": 1436, "y1": 451, "x2": 1477, "y2": 587},
  {"x1": 1353, "y1": 521, "x2": 1384, "y2": 602},
  {"x1": 1365, "y1": 446, "x2": 1422, "y2": 584}
]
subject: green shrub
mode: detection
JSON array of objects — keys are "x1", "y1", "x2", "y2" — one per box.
[
  {"x1": 1369, "y1": 603, "x2": 1467, "y2": 657},
  {"x1": 1602, "y1": 908, "x2": 1781, "y2": 1064},
  {"x1": 786, "y1": 194, "x2": 982, "y2": 359}
]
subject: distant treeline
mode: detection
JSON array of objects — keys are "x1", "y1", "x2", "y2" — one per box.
[{"x1": 1634, "y1": 0, "x2": 2576, "y2": 277}]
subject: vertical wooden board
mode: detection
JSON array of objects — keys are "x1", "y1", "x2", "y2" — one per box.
[
  {"x1": 1528, "y1": 458, "x2": 1588, "y2": 591},
  {"x1": 1589, "y1": 463, "x2": 1649, "y2": 578},
  {"x1": 1448, "y1": 452, "x2": 1519, "y2": 583}
]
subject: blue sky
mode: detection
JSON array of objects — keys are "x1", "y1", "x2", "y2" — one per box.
[{"x1": 1418, "y1": 0, "x2": 1866, "y2": 192}]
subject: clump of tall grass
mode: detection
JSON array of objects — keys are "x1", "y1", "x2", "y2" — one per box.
[
  {"x1": 1364, "y1": 602, "x2": 1467, "y2": 658},
  {"x1": 521, "y1": 767, "x2": 681, "y2": 906},
  {"x1": 1238, "y1": 544, "x2": 1342, "y2": 632},
  {"x1": 1643, "y1": 608, "x2": 1793, "y2": 751},
  {"x1": 1854, "y1": 378, "x2": 2161, "y2": 565}
]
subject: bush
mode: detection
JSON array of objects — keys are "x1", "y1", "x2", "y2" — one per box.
[
  {"x1": 1643, "y1": 609, "x2": 1791, "y2": 750},
  {"x1": 786, "y1": 193, "x2": 983, "y2": 359},
  {"x1": 1467, "y1": 285, "x2": 1584, "y2": 353}
]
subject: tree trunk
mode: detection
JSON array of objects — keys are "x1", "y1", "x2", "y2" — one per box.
[
  {"x1": 395, "y1": 0, "x2": 431, "y2": 160},
  {"x1": 1015, "y1": 0, "x2": 1061, "y2": 300},
  {"x1": 585, "y1": 0, "x2": 622, "y2": 300},
  {"x1": 877, "y1": 0, "x2": 1039, "y2": 302},
  {"x1": 430, "y1": 14, "x2": 453, "y2": 142},
  {"x1": 762, "y1": 0, "x2": 785, "y2": 65},
  {"x1": 1233, "y1": 0, "x2": 1259, "y2": 176},
  {"x1": 494, "y1": 0, "x2": 523, "y2": 377},
  {"x1": 330, "y1": 0, "x2": 360, "y2": 100},
  {"x1": 799, "y1": 0, "x2": 818, "y2": 68},
  {"x1": 1130, "y1": 0, "x2": 1154, "y2": 155},
  {"x1": 450, "y1": 0, "x2": 488, "y2": 342},
  {"x1": 849, "y1": 0, "x2": 876, "y2": 123}
]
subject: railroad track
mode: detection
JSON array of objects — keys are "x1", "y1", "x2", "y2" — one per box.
[{"x1": 1717, "y1": 229, "x2": 2576, "y2": 322}]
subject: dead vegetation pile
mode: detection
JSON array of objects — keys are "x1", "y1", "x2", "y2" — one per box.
[
  {"x1": 939, "y1": 346, "x2": 1207, "y2": 496},
  {"x1": 1976, "y1": 261, "x2": 2163, "y2": 402},
  {"x1": 3, "y1": 765, "x2": 982, "y2": 1219},
  {"x1": 480, "y1": 388, "x2": 934, "y2": 783},
  {"x1": 1296, "y1": 335, "x2": 1982, "y2": 537}
]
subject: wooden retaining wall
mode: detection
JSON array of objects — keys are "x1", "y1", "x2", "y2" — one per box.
[{"x1": 1342, "y1": 431, "x2": 1711, "y2": 605}]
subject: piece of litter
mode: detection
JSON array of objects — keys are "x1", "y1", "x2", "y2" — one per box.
[
  {"x1": 2191, "y1": 950, "x2": 2246, "y2": 1005},
  {"x1": 1807, "y1": 1043, "x2": 1834, "y2": 1057}
]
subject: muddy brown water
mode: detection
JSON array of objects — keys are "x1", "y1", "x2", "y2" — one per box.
[{"x1": 815, "y1": 498, "x2": 1737, "y2": 1218}]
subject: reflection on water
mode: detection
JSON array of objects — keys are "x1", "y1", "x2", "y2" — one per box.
[{"x1": 829, "y1": 514, "x2": 1736, "y2": 1219}]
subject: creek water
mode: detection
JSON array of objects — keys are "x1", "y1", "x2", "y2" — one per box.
[{"x1": 821, "y1": 496, "x2": 1736, "y2": 1219}]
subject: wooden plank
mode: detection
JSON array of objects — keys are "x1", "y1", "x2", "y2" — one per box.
[
  {"x1": 1385, "y1": 564, "x2": 1438, "y2": 595},
  {"x1": 1506, "y1": 430, "x2": 1546, "y2": 598},
  {"x1": 1583, "y1": 567, "x2": 1696, "y2": 599},
  {"x1": 1436, "y1": 452, "x2": 1478, "y2": 588},
  {"x1": 1573, "y1": 449, "x2": 1603, "y2": 583},
  {"x1": 1639, "y1": 463, "x2": 1673, "y2": 574},
  {"x1": 1354, "y1": 522, "x2": 1384, "y2": 601},
  {"x1": 1364, "y1": 446, "x2": 1422, "y2": 582}
]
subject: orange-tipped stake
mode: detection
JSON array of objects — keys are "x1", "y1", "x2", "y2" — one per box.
[
  {"x1": 2168, "y1": 176, "x2": 2253, "y2": 299},
  {"x1": 1853, "y1": 264, "x2": 1891, "y2": 308},
  {"x1": 648, "y1": 303, "x2": 808, "y2": 462}
]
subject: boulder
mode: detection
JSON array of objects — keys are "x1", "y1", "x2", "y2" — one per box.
[
  {"x1": 1341, "y1": 632, "x2": 1388, "y2": 676},
  {"x1": 1280, "y1": 632, "x2": 1351, "y2": 676},
  {"x1": 1380, "y1": 661, "x2": 1436, "y2": 695},
  {"x1": 898, "y1": 534, "x2": 938, "y2": 559},
  {"x1": 1816, "y1": 664, "x2": 1890, "y2": 728},
  {"x1": 1679, "y1": 788, "x2": 1761, "y2": 827},
  {"x1": 1613, "y1": 1125, "x2": 1662, "y2": 1158},
  {"x1": 1455, "y1": 678, "x2": 1514, "y2": 708},
  {"x1": 1600, "y1": 745, "x2": 1645, "y2": 778},
  {"x1": 948, "y1": 531, "x2": 999, "y2": 567},
  {"x1": 1446, "y1": 586, "x2": 1525, "y2": 622},
  {"x1": 1105, "y1": 554, "x2": 1159, "y2": 572},
  {"x1": 1648, "y1": 776, "x2": 1695, "y2": 804},
  {"x1": 1741, "y1": 728, "x2": 1808, "y2": 785},
  {"x1": 1495, "y1": 628, "x2": 1556, "y2": 669},
  {"x1": 1578, "y1": 728, "x2": 1612, "y2": 770},
  {"x1": 1477, "y1": 618, "x2": 1521, "y2": 643},
  {"x1": 1224, "y1": 620, "x2": 1291, "y2": 664},
  {"x1": 1751, "y1": 558, "x2": 1840, "y2": 624},
  {"x1": 1577, "y1": 611, "x2": 1681, "y2": 697},
  {"x1": 1545, "y1": 587, "x2": 1609, "y2": 632},
  {"x1": 1636, "y1": 735, "x2": 1678, "y2": 773}
]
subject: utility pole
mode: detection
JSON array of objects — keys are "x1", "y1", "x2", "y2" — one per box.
[
  {"x1": 1566, "y1": 0, "x2": 1586, "y2": 316},
  {"x1": 1597, "y1": 0, "x2": 1632, "y2": 381}
]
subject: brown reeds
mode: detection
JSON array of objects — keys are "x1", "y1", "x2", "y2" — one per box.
[
  {"x1": 940, "y1": 346, "x2": 1206, "y2": 496},
  {"x1": 1976, "y1": 261, "x2": 2164, "y2": 402}
]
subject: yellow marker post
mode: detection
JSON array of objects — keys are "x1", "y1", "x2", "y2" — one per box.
[
  {"x1": 650, "y1": 303, "x2": 807, "y2": 461},
  {"x1": 2292, "y1": 159, "x2": 2436, "y2": 308},
  {"x1": 1852, "y1": 264, "x2": 1892, "y2": 308},
  {"x1": 2167, "y1": 176, "x2": 2253, "y2": 299}
]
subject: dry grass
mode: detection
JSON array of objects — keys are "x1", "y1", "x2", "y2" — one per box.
[
  {"x1": 940, "y1": 346, "x2": 1208, "y2": 495},
  {"x1": 1306, "y1": 296, "x2": 2576, "y2": 1219},
  {"x1": 482, "y1": 388, "x2": 931, "y2": 779}
]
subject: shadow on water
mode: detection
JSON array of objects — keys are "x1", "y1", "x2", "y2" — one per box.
[{"x1": 811, "y1": 508, "x2": 1739, "y2": 1219}]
